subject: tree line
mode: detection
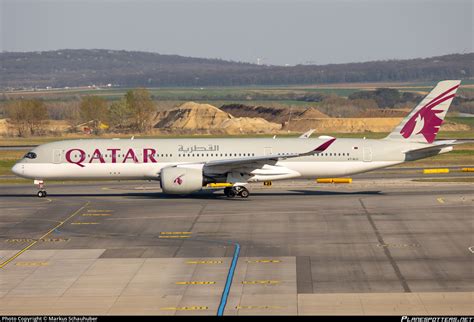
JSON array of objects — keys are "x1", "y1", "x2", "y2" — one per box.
[{"x1": 4, "y1": 88, "x2": 156, "y2": 137}]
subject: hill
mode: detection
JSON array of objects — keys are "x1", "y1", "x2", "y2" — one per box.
[
  {"x1": 220, "y1": 104, "x2": 329, "y2": 124},
  {"x1": 154, "y1": 102, "x2": 282, "y2": 134},
  {"x1": 1, "y1": 49, "x2": 472, "y2": 89},
  {"x1": 152, "y1": 102, "x2": 469, "y2": 135}
]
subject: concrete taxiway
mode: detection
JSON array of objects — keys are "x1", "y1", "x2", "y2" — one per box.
[{"x1": 0, "y1": 178, "x2": 472, "y2": 315}]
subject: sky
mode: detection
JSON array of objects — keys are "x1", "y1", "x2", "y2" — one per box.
[{"x1": 1, "y1": 0, "x2": 472, "y2": 66}]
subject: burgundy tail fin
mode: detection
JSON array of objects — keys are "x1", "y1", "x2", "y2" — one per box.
[{"x1": 386, "y1": 80, "x2": 461, "y2": 143}]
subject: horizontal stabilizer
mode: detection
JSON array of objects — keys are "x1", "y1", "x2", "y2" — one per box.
[{"x1": 402, "y1": 139, "x2": 474, "y2": 154}]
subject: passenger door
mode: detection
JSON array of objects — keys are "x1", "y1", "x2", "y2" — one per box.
[
  {"x1": 264, "y1": 147, "x2": 273, "y2": 156},
  {"x1": 363, "y1": 147, "x2": 372, "y2": 162},
  {"x1": 53, "y1": 149, "x2": 62, "y2": 164}
]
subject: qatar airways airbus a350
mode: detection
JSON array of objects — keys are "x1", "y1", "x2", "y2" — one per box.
[{"x1": 12, "y1": 80, "x2": 470, "y2": 198}]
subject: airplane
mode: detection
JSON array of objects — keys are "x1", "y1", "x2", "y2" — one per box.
[{"x1": 11, "y1": 80, "x2": 470, "y2": 198}]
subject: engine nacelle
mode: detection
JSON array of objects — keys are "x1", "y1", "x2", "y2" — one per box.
[{"x1": 160, "y1": 167, "x2": 204, "y2": 194}]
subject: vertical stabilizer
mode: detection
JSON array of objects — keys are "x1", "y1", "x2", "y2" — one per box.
[{"x1": 386, "y1": 80, "x2": 461, "y2": 143}]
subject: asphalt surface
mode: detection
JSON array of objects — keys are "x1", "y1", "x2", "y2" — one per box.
[{"x1": 0, "y1": 178, "x2": 473, "y2": 315}]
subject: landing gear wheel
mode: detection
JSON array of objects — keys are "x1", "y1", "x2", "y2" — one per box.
[
  {"x1": 225, "y1": 188, "x2": 236, "y2": 198},
  {"x1": 224, "y1": 186, "x2": 249, "y2": 198},
  {"x1": 239, "y1": 187, "x2": 249, "y2": 198},
  {"x1": 35, "y1": 180, "x2": 46, "y2": 198}
]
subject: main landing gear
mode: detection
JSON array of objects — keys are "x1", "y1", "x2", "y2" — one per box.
[
  {"x1": 224, "y1": 186, "x2": 249, "y2": 199},
  {"x1": 35, "y1": 180, "x2": 47, "y2": 198}
]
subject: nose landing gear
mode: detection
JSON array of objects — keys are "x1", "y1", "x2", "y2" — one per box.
[
  {"x1": 35, "y1": 180, "x2": 47, "y2": 198},
  {"x1": 224, "y1": 186, "x2": 249, "y2": 198}
]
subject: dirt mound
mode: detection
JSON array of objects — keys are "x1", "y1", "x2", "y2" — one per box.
[
  {"x1": 439, "y1": 121, "x2": 471, "y2": 132},
  {"x1": 220, "y1": 104, "x2": 328, "y2": 123},
  {"x1": 0, "y1": 119, "x2": 70, "y2": 136},
  {"x1": 155, "y1": 102, "x2": 281, "y2": 134},
  {"x1": 0, "y1": 119, "x2": 8, "y2": 135},
  {"x1": 155, "y1": 102, "x2": 230, "y2": 131},
  {"x1": 355, "y1": 109, "x2": 410, "y2": 118},
  {"x1": 220, "y1": 117, "x2": 281, "y2": 135},
  {"x1": 296, "y1": 108, "x2": 330, "y2": 119},
  {"x1": 285, "y1": 118, "x2": 400, "y2": 133},
  {"x1": 285, "y1": 117, "x2": 471, "y2": 133}
]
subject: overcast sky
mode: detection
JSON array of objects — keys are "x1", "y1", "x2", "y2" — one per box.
[{"x1": 1, "y1": 0, "x2": 472, "y2": 65}]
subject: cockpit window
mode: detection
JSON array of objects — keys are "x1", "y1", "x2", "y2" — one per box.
[{"x1": 24, "y1": 152, "x2": 37, "y2": 159}]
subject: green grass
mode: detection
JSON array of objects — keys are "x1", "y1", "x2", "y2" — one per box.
[
  {"x1": 396, "y1": 148, "x2": 474, "y2": 168},
  {"x1": 0, "y1": 150, "x2": 25, "y2": 175},
  {"x1": 0, "y1": 160, "x2": 16, "y2": 175},
  {"x1": 436, "y1": 131, "x2": 474, "y2": 139},
  {"x1": 6, "y1": 82, "x2": 472, "y2": 100},
  {"x1": 0, "y1": 137, "x2": 65, "y2": 146},
  {"x1": 446, "y1": 117, "x2": 474, "y2": 128},
  {"x1": 0, "y1": 178, "x2": 30, "y2": 184}
]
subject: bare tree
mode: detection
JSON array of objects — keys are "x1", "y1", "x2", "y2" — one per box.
[
  {"x1": 6, "y1": 99, "x2": 49, "y2": 137},
  {"x1": 109, "y1": 98, "x2": 132, "y2": 130},
  {"x1": 78, "y1": 95, "x2": 109, "y2": 133},
  {"x1": 125, "y1": 88, "x2": 156, "y2": 132}
]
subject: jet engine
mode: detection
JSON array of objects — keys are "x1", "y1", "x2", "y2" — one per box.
[{"x1": 160, "y1": 167, "x2": 204, "y2": 194}]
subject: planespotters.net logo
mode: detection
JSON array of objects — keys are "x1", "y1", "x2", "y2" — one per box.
[
  {"x1": 173, "y1": 174, "x2": 184, "y2": 185},
  {"x1": 401, "y1": 317, "x2": 473, "y2": 322}
]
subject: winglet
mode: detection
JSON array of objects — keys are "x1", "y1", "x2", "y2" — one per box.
[
  {"x1": 313, "y1": 138, "x2": 336, "y2": 152},
  {"x1": 299, "y1": 129, "x2": 315, "y2": 139}
]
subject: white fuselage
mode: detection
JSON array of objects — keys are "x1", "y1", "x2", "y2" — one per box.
[{"x1": 12, "y1": 137, "x2": 435, "y2": 183}]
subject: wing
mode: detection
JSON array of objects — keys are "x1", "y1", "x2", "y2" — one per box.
[{"x1": 203, "y1": 138, "x2": 336, "y2": 175}]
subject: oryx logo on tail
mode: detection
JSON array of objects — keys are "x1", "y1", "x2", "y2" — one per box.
[
  {"x1": 386, "y1": 80, "x2": 461, "y2": 143},
  {"x1": 400, "y1": 83, "x2": 459, "y2": 143}
]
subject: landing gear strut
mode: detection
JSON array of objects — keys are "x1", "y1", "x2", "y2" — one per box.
[
  {"x1": 35, "y1": 180, "x2": 47, "y2": 198},
  {"x1": 224, "y1": 186, "x2": 249, "y2": 199}
]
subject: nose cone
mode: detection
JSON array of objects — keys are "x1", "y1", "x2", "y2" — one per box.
[{"x1": 11, "y1": 163, "x2": 23, "y2": 176}]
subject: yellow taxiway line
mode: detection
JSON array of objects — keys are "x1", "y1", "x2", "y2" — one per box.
[{"x1": 0, "y1": 201, "x2": 90, "y2": 269}]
